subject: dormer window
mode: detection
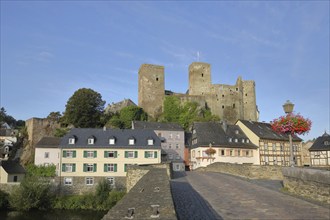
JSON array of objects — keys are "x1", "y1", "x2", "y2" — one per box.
[
  {"x1": 242, "y1": 139, "x2": 245, "y2": 143},
  {"x1": 69, "y1": 138, "x2": 75, "y2": 145},
  {"x1": 109, "y1": 137, "x2": 116, "y2": 145},
  {"x1": 148, "y1": 139, "x2": 154, "y2": 145},
  {"x1": 235, "y1": 130, "x2": 239, "y2": 134},
  {"x1": 234, "y1": 138, "x2": 238, "y2": 143},
  {"x1": 129, "y1": 137, "x2": 135, "y2": 145},
  {"x1": 228, "y1": 138, "x2": 232, "y2": 142},
  {"x1": 324, "y1": 141, "x2": 329, "y2": 146},
  {"x1": 88, "y1": 138, "x2": 94, "y2": 145},
  {"x1": 247, "y1": 139, "x2": 250, "y2": 143}
]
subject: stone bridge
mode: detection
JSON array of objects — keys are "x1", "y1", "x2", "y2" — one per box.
[{"x1": 103, "y1": 164, "x2": 330, "y2": 219}]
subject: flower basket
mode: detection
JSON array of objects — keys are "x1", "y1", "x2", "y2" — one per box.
[{"x1": 271, "y1": 113, "x2": 312, "y2": 135}]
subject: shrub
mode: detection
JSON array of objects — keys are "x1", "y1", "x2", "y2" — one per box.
[
  {"x1": 9, "y1": 176, "x2": 54, "y2": 211},
  {"x1": 0, "y1": 189, "x2": 9, "y2": 210}
]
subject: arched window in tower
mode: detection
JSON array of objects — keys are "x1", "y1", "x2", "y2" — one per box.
[
  {"x1": 233, "y1": 104, "x2": 235, "y2": 108},
  {"x1": 156, "y1": 77, "x2": 159, "y2": 81},
  {"x1": 201, "y1": 73, "x2": 204, "y2": 77}
]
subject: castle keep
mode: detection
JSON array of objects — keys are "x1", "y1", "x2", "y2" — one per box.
[{"x1": 138, "y1": 62, "x2": 259, "y2": 124}]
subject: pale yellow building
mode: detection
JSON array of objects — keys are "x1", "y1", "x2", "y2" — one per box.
[
  {"x1": 236, "y1": 120, "x2": 303, "y2": 166},
  {"x1": 59, "y1": 128, "x2": 161, "y2": 189},
  {"x1": 309, "y1": 132, "x2": 330, "y2": 167}
]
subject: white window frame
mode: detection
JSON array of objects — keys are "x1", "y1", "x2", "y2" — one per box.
[
  {"x1": 86, "y1": 164, "x2": 94, "y2": 172},
  {"x1": 44, "y1": 152, "x2": 49, "y2": 158},
  {"x1": 87, "y1": 151, "x2": 94, "y2": 158},
  {"x1": 129, "y1": 139, "x2": 135, "y2": 145},
  {"x1": 88, "y1": 138, "x2": 94, "y2": 145},
  {"x1": 127, "y1": 151, "x2": 134, "y2": 158},
  {"x1": 106, "y1": 151, "x2": 115, "y2": 158},
  {"x1": 64, "y1": 177, "x2": 73, "y2": 185},
  {"x1": 109, "y1": 138, "x2": 115, "y2": 145},
  {"x1": 106, "y1": 164, "x2": 115, "y2": 172},
  {"x1": 66, "y1": 151, "x2": 74, "y2": 158},
  {"x1": 69, "y1": 138, "x2": 75, "y2": 144},
  {"x1": 148, "y1": 139, "x2": 154, "y2": 145},
  {"x1": 85, "y1": 177, "x2": 94, "y2": 185},
  {"x1": 65, "y1": 164, "x2": 74, "y2": 172},
  {"x1": 106, "y1": 177, "x2": 115, "y2": 186},
  {"x1": 145, "y1": 151, "x2": 154, "y2": 158}
]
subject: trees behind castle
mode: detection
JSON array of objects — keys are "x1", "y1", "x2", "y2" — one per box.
[
  {"x1": 161, "y1": 96, "x2": 220, "y2": 130},
  {"x1": 62, "y1": 88, "x2": 105, "y2": 128}
]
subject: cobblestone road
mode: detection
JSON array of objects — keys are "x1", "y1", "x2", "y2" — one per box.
[{"x1": 171, "y1": 171, "x2": 330, "y2": 220}]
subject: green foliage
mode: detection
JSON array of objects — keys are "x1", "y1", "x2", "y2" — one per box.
[
  {"x1": 108, "y1": 106, "x2": 148, "y2": 129},
  {"x1": 9, "y1": 176, "x2": 54, "y2": 211},
  {"x1": 26, "y1": 164, "x2": 56, "y2": 177},
  {"x1": 0, "y1": 107, "x2": 24, "y2": 128},
  {"x1": 163, "y1": 96, "x2": 182, "y2": 122},
  {"x1": 63, "y1": 88, "x2": 105, "y2": 128},
  {"x1": 54, "y1": 180, "x2": 125, "y2": 211},
  {"x1": 47, "y1": 111, "x2": 62, "y2": 123},
  {"x1": 0, "y1": 189, "x2": 9, "y2": 210},
  {"x1": 161, "y1": 96, "x2": 220, "y2": 130},
  {"x1": 54, "y1": 127, "x2": 70, "y2": 137}
]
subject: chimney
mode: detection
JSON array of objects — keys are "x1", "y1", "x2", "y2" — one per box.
[{"x1": 221, "y1": 120, "x2": 227, "y2": 132}]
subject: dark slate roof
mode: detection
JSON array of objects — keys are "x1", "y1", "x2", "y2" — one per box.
[
  {"x1": 35, "y1": 137, "x2": 61, "y2": 148},
  {"x1": 60, "y1": 128, "x2": 161, "y2": 149},
  {"x1": 0, "y1": 160, "x2": 26, "y2": 174},
  {"x1": 132, "y1": 121, "x2": 184, "y2": 131},
  {"x1": 238, "y1": 120, "x2": 302, "y2": 141},
  {"x1": 192, "y1": 122, "x2": 257, "y2": 149},
  {"x1": 309, "y1": 132, "x2": 330, "y2": 151}
]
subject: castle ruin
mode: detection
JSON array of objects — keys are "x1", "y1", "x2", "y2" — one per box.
[{"x1": 138, "y1": 62, "x2": 259, "y2": 124}]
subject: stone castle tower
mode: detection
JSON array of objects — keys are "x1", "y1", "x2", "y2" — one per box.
[{"x1": 138, "y1": 62, "x2": 258, "y2": 123}]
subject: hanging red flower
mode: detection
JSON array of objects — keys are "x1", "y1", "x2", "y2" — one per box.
[{"x1": 271, "y1": 113, "x2": 312, "y2": 135}]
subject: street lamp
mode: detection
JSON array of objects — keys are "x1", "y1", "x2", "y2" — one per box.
[{"x1": 283, "y1": 100, "x2": 295, "y2": 167}]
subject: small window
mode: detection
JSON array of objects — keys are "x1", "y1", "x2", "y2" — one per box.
[
  {"x1": 222, "y1": 105, "x2": 224, "y2": 109},
  {"x1": 222, "y1": 94, "x2": 224, "y2": 97},
  {"x1": 105, "y1": 151, "x2": 116, "y2": 158},
  {"x1": 156, "y1": 77, "x2": 159, "y2": 81},
  {"x1": 105, "y1": 164, "x2": 117, "y2": 172},
  {"x1": 324, "y1": 141, "x2": 329, "y2": 146},
  {"x1": 236, "y1": 88, "x2": 238, "y2": 91},
  {"x1": 233, "y1": 104, "x2": 235, "y2": 108},
  {"x1": 84, "y1": 164, "x2": 96, "y2": 172},
  {"x1": 88, "y1": 138, "x2": 94, "y2": 145},
  {"x1": 69, "y1": 138, "x2": 75, "y2": 144},
  {"x1": 44, "y1": 152, "x2": 49, "y2": 158},
  {"x1": 221, "y1": 150, "x2": 225, "y2": 156},
  {"x1": 238, "y1": 150, "x2": 241, "y2": 156},
  {"x1": 148, "y1": 139, "x2": 154, "y2": 145},
  {"x1": 145, "y1": 151, "x2": 157, "y2": 158},
  {"x1": 13, "y1": 176, "x2": 18, "y2": 182},
  {"x1": 63, "y1": 163, "x2": 75, "y2": 172},
  {"x1": 234, "y1": 138, "x2": 238, "y2": 143},
  {"x1": 106, "y1": 177, "x2": 115, "y2": 186},
  {"x1": 169, "y1": 144, "x2": 172, "y2": 149},
  {"x1": 176, "y1": 144, "x2": 179, "y2": 149},
  {"x1": 242, "y1": 139, "x2": 245, "y2": 143},
  {"x1": 169, "y1": 133, "x2": 173, "y2": 139},
  {"x1": 125, "y1": 151, "x2": 136, "y2": 158},
  {"x1": 235, "y1": 130, "x2": 239, "y2": 134},
  {"x1": 85, "y1": 177, "x2": 94, "y2": 185},
  {"x1": 201, "y1": 73, "x2": 204, "y2": 77},
  {"x1": 230, "y1": 150, "x2": 233, "y2": 156},
  {"x1": 176, "y1": 134, "x2": 180, "y2": 139},
  {"x1": 109, "y1": 138, "x2": 115, "y2": 145},
  {"x1": 64, "y1": 177, "x2": 73, "y2": 185},
  {"x1": 229, "y1": 138, "x2": 232, "y2": 142},
  {"x1": 168, "y1": 154, "x2": 173, "y2": 159},
  {"x1": 246, "y1": 139, "x2": 250, "y2": 143},
  {"x1": 129, "y1": 138, "x2": 135, "y2": 145},
  {"x1": 176, "y1": 155, "x2": 180, "y2": 160}
]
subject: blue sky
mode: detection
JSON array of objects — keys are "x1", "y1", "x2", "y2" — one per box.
[{"x1": 1, "y1": 1, "x2": 329, "y2": 141}]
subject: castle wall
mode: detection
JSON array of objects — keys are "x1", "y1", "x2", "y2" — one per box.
[
  {"x1": 138, "y1": 64, "x2": 165, "y2": 119},
  {"x1": 138, "y1": 62, "x2": 258, "y2": 124}
]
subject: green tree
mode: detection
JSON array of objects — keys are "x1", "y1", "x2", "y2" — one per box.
[
  {"x1": 0, "y1": 107, "x2": 17, "y2": 127},
  {"x1": 9, "y1": 176, "x2": 53, "y2": 211},
  {"x1": 163, "y1": 96, "x2": 182, "y2": 122},
  {"x1": 0, "y1": 189, "x2": 9, "y2": 210},
  {"x1": 47, "y1": 111, "x2": 62, "y2": 123},
  {"x1": 26, "y1": 164, "x2": 56, "y2": 177},
  {"x1": 107, "y1": 106, "x2": 148, "y2": 129},
  {"x1": 63, "y1": 88, "x2": 105, "y2": 128}
]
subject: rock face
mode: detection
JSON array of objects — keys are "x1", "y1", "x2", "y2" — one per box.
[
  {"x1": 138, "y1": 62, "x2": 258, "y2": 123},
  {"x1": 105, "y1": 99, "x2": 137, "y2": 114}
]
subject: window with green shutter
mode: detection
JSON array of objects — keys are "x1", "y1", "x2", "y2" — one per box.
[
  {"x1": 93, "y1": 163, "x2": 97, "y2": 172},
  {"x1": 73, "y1": 151, "x2": 76, "y2": 158},
  {"x1": 154, "y1": 151, "x2": 158, "y2": 158},
  {"x1": 62, "y1": 164, "x2": 65, "y2": 172},
  {"x1": 134, "y1": 151, "x2": 138, "y2": 158},
  {"x1": 84, "y1": 151, "x2": 88, "y2": 158},
  {"x1": 63, "y1": 150, "x2": 67, "y2": 158},
  {"x1": 114, "y1": 164, "x2": 117, "y2": 172},
  {"x1": 72, "y1": 164, "x2": 76, "y2": 172},
  {"x1": 94, "y1": 151, "x2": 97, "y2": 158},
  {"x1": 124, "y1": 164, "x2": 127, "y2": 172}
]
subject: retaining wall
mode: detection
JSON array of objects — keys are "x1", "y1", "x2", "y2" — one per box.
[{"x1": 282, "y1": 167, "x2": 330, "y2": 204}]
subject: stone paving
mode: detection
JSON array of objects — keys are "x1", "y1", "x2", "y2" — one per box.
[{"x1": 171, "y1": 171, "x2": 330, "y2": 220}]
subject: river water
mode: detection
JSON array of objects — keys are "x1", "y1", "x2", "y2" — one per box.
[{"x1": 0, "y1": 210, "x2": 107, "y2": 220}]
